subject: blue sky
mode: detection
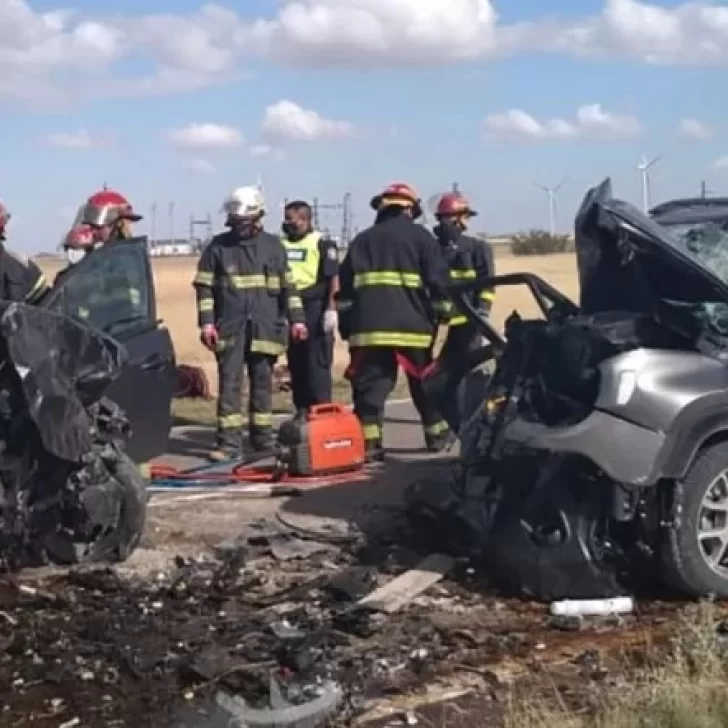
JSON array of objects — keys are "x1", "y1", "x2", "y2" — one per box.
[{"x1": 3, "y1": 0, "x2": 728, "y2": 251}]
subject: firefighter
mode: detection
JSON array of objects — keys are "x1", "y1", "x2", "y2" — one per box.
[
  {"x1": 194, "y1": 186, "x2": 308, "y2": 460},
  {"x1": 75, "y1": 188, "x2": 142, "y2": 244},
  {"x1": 281, "y1": 200, "x2": 339, "y2": 414},
  {"x1": 337, "y1": 183, "x2": 452, "y2": 461},
  {"x1": 0, "y1": 199, "x2": 48, "y2": 303},
  {"x1": 55, "y1": 190, "x2": 144, "y2": 322},
  {"x1": 433, "y1": 192, "x2": 495, "y2": 430}
]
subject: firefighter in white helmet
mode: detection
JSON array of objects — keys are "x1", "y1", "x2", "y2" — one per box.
[{"x1": 193, "y1": 186, "x2": 308, "y2": 460}]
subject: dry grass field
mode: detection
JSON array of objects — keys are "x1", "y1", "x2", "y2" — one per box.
[{"x1": 36, "y1": 250, "x2": 580, "y2": 395}]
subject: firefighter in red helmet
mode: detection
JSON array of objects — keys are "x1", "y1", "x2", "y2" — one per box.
[
  {"x1": 336, "y1": 182, "x2": 452, "y2": 461},
  {"x1": 75, "y1": 188, "x2": 142, "y2": 245},
  {"x1": 57, "y1": 190, "x2": 144, "y2": 323},
  {"x1": 0, "y1": 199, "x2": 48, "y2": 303},
  {"x1": 433, "y1": 191, "x2": 495, "y2": 431}
]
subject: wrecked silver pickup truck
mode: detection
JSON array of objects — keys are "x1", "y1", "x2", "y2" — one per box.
[{"x1": 410, "y1": 179, "x2": 728, "y2": 601}]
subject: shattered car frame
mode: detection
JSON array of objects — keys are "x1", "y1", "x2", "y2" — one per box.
[
  {"x1": 0, "y1": 238, "x2": 176, "y2": 570},
  {"x1": 409, "y1": 179, "x2": 728, "y2": 599}
]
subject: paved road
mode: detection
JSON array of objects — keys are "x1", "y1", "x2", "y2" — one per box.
[
  {"x1": 159, "y1": 398, "x2": 431, "y2": 469},
  {"x1": 127, "y1": 400, "x2": 455, "y2": 576}
]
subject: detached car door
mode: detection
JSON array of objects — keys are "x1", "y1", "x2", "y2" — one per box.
[{"x1": 43, "y1": 239, "x2": 176, "y2": 462}]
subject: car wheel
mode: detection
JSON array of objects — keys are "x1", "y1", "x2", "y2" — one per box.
[
  {"x1": 40, "y1": 450, "x2": 147, "y2": 565},
  {"x1": 86, "y1": 451, "x2": 147, "y2": 562},
  {"x1": 661, "y1": 441, "x2": 728, "y2": 597}
]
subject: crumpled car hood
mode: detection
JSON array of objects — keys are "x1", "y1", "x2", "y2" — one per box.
[
  {"x1": 575, "y1": 179, "x2": 728, "y2": 314},
  {"x1": 0, "y1": 302, "x2": 126, "y2": 463}
]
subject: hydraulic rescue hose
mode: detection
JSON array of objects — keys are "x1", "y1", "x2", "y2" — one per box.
[{"x1": 148, "y1": 455, "x2": 368, "y2": 489}]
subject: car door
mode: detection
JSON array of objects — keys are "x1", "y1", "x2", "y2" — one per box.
[{"x1": 43, "y1": 239, "x2": 176, "y2": 462}]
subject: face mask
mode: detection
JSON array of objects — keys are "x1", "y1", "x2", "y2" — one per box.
[
  {"x1": 66, "y1": 248, "x2": 86, "y2": 265},
  {"x1": 434, "y1": 221, "x2": 461, "y2": 244}
]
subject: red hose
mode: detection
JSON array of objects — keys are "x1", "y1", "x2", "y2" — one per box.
[{"x1": 149, "y1": 462, "x2": 369, "y2": 486}]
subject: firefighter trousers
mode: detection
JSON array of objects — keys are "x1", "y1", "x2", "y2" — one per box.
[
  {"x1": 287, "y1": 299, "x2": 334, "y2": 411},
  {"x1": 215, "y1": 331, "x2": 275, "y2": 451},
  {"x1": 350, "y1": 347, "x2": 449, "y2": 448},
  {"x1": 438, "y1": 324, "x2": 486, "y2": 432}
]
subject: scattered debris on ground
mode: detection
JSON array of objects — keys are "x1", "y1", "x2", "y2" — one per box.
[{"x1": 0, "y1": 514, "x2": 716, "y2": 727}]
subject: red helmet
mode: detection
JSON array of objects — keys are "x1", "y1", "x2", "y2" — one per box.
[
  {"x1": 370, "y1": 182, "x2": 423, "y2": 218},
  {"x1": 63, "y1": 224, "x2": 95, "y2": 249},
  {"x1": 436, "y1": 192, "x2": 477, "y2": 218},
  {"x1": 77, "y1": 188, "x2": 142, "y2": 227},
  {"x1": 0, "y1": 201, "x2": 10, "y2": 239}
]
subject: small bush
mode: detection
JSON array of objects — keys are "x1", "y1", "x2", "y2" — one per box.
[
  {"x1": 505, "y1": 602, "x2": 728, "y2": 728},
  {"x1": 511, "y1": 229, "x2": 571, "y2": 256}
]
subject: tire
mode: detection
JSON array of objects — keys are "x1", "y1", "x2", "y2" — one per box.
[
  {"x1": 661, "y1": 441, "x2": 728, "y2": 597},
  {"x1": 40, "y1": 450, "x2": 148, "y2": 565},
  {"x1": 84, "y1": 451, "x2": 148, "y2": 563}
]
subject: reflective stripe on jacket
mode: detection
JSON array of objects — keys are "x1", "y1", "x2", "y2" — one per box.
[
  {"x1": 193, "y1": 230, "x2": 303, "y2": 356},
  {"x1": 337, "y1": 214, "x2": 450, "y2": 347}
]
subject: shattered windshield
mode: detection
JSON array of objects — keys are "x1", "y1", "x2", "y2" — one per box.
[{"x1": 660, "y1": 219, "x2": 728, "y2": 334}]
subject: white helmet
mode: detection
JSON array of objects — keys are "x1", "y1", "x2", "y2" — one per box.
[{"x1": 221, "y1": 186, "x2": 265, "y2": 218}]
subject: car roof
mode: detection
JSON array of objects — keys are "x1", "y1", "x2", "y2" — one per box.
[{"x1": 650, "y1": 197, "x2": 728, "y2": 225}]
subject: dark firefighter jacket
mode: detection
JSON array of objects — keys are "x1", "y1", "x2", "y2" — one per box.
[
  {"x1": 337, "y1": 214, "x2": 451, "y2": 348},
  {"x1": 193, "y1": 230, "x2": 304, "y2": 356},
  {"x1": 281, "y1": 231, "x2": 338, "y2": 303},
  {"x1": 0, "y1": 248, "x2": 48, "y2": 303},
  {"x1": 441, "y1": 234, "x2": 495, "y2": 325}
]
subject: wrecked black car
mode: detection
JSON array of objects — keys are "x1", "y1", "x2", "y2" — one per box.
[
  {"x1": 0, "y1": 238, "x2": 175, "y2": 569},
  {"x1": 409, "y1": 179, "x2": 728, "y2": 600}
]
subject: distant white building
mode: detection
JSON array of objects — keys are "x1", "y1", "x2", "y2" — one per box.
[{"x1": 148, "y1": 238, "x2": 197, "y2": 257}]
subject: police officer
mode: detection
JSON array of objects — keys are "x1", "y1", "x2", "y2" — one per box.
[
  {"x1": 0, "y1": 199, "x2": 48, "y2": 303},
  {"x1": 281, "y1": 200, "x2": 339, "y2": 414},
  {"x1": 194, "y1": 186, "x2": 308, "y2": 461},
  {"x1": 337, "y1": 183, "x2": 452, "y2": 461},
  {"x1": 433, "y1": 192, "x2": 495, "y2": 430}
]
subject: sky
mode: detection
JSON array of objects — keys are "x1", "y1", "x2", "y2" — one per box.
[{"x1": 3, "y1": 0, "x2": 728, "y2": 251}]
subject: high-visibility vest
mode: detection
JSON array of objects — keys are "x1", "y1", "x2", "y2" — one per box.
[{"x1": 281, "y1": 232, "x2": 322, "y2": 290}]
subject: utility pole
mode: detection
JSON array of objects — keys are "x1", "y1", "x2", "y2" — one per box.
[
  {"x1": 452, "y1": 182, "x2": 460, "y2": 193},
  {"x1": 341, "y1": 192, "x2": 352, "y2": 248},
  {"x1": 189, "y1": 213, "x2": 213, "y2": 250},
  {"x1": 701, "y1": 180, "x2": 713, "y2": 199},
  {"x1": 150, "y1": 203, "x2": 157, "y2": 245},
  {"x1": 311, "y1": 196, "x2": 344, "y2": 238}
]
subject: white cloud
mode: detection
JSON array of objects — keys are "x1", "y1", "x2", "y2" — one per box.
[
  {"x1": 182, "y1": 158, "x2": 217, "y2": 174},
  {"x1": 45, "y1": 129, "x2": 115, "y2": 148},
  {"x1": 6, "y1": 0, "x2": 728, "y2": 104},
  {"x1": 484, "y1": 103, "x2": 642, "y2": 141},
  {"x1": 260, "y1": 100, "x2": 356, "y2": 142},
  {"x1": 679, "y1": 118, "x2": 712, "y2": 139},
  {"x1": 713, "y1": 157, "x2": 728, "y2": 170},
  {"x1": 166, "y1": 123, "x2": 243, "y2": 150},
  {"x1": 249, "y1": 144, "x2": 285, "y2": 160}
]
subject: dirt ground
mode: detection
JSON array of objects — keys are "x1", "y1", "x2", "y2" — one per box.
[
  {"x1": 0, "y1": 405, "x2": 710, "y2": 728},
  {"x1": 37, "y1": 250, "x2": 579, "y2": 391}
]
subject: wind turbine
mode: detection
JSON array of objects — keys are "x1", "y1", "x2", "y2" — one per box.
[
  {"x1": 638, "y1": 154, "x2": 662, "y2": 212},
  {"x1": 535, "y1": 178, "x2": 566, "y2": 237}
]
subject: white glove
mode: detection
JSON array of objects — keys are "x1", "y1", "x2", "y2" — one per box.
[{"x1": 323, "y1": 309, "x2": 338, "y2": 333}]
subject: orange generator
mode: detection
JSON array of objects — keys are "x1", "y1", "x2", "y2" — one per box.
[{"x1": 275, "y1": 403, "x2": 366, "y2": 477}]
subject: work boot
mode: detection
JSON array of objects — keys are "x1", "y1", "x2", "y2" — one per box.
[
  {"x1": 425, "y1": 430, "x2": 457, "y2": 454},
  {"x1": 248, "y1": 428, "x2": 276, "y2": 454},
  {"x1": 365, "y1": 439, "x2": 385, "y2": 466}
]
